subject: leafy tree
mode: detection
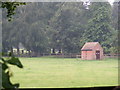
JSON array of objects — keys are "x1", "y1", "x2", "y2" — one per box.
[
  {"x1": 1, "y1": 1, "x2": 25, "y2": 89},
  {"x1": 1, "y1": 2, "x2": 26, "y2": 21},
  {"x1": 2, "y1": 2, "x2": 118, "y2": 54},
  {"x1": 112, "y1": 1, "x2": 118, "y2": 30},
  {"x1": 50, "y1": 2, "x2": 86, "y2": 53},
  {"x1": 82, "y1": 2, "x2": 114, "y2": 53}
]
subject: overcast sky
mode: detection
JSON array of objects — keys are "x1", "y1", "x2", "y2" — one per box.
[{"x1": 108, "y1": 0, "x2": 114, "y2": 5}]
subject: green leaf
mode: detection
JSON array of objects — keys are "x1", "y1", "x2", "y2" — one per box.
[
  {"x1": 2, "y1": 63, "x2": 8, "y2": 71},
  {"x1": 2, "y1": 70, "x2": 18, "y2": 89},
  {"x1": 7, "y1": 57, "x2": 23, "y2": 68}
]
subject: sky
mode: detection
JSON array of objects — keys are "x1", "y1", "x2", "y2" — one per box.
[{"x1": 108, "y1": 0, "x2": 115, "y2": 5}]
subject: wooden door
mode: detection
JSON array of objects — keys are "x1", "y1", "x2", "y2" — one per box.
[{"x1": 96, "y1": 50, "x2": 100, "y2": 60}]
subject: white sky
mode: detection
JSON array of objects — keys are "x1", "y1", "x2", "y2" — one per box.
[{"x1": 108, "y1": 0, "x2": 115, "y2": 5}]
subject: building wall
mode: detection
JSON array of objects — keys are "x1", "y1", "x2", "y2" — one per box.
[
  {"x1": 86, "y1": 51, "x2": 94, "y2": 60},
  {"x1": 81, "y1": 51, "x2": 94, "y2": 60},
  {"x1": 81, "y1": 51, "x2": 86, "y2": 60}
]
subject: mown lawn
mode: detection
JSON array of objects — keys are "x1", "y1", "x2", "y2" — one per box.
[{"x1": 10, "y1": 57, "x2": 118, "y2": 88}]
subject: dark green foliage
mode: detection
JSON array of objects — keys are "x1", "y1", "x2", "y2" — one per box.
[
  {"x1": 2, "y1": 2, "x2": 118, "y2": 54},
  {"x1": 50, "y1": 2, "x2": 85, "y2": 53},
  {"x1": 0, "y1": 2, "x2": 25, "y2": 89},
  {"x1": 1, "y1": 2, "x2": 26, "y2": 21},
  {"x1": 0, "y1": 53, "x2": 23, "y2": 89},
  {"x1": 81, "y1": 2, "x2": 116, "y2": 54}
]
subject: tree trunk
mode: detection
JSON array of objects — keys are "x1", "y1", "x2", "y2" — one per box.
[
  {"x1": 17, "y1": 47, "x2": 20, "y2": 57},
  {"x1": 10, "y1": 46, "x2": 13, "y2": 56}
]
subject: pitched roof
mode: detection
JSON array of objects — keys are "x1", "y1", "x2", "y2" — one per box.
[{"x1": 81, "y1": 42, "x2": 99, "y2": 51}]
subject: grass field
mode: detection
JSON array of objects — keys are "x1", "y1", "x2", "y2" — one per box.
[{"x1": 10, "y1": 57, "x2": 118, "y2": 88}]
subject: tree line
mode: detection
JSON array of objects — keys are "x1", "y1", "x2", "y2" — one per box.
[{"x1": 2, "y1": 1, "x2": 118, "y2": 54}]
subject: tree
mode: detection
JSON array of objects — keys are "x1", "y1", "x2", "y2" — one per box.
[
  {"x1": 82, "y1": 2, "x2": 114, "y2": 53},
  {"x1": 1, "y1": 1, "x2": 26, "y2": 89},
  {"x1": 2, "y1": 2, "x2": 117, "y2": 54},
  {"x1": 109, "y1": 1, "x2": 119, "y2": 54},
  {"x1": 1, "y1": 2, "x2": 26, "y2": 21},
  {"x1": 50, "y1": 2, "x2": 87, "y2": 53}
]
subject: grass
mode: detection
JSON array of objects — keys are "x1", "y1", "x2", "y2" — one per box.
[{"x1": 10, "y1": 57, "x2": 118, "y2": 88}]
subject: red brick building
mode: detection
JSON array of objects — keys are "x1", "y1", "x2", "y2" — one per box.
[{"x1": 81, "y1": 42, "x2": 104, "y2": 60}]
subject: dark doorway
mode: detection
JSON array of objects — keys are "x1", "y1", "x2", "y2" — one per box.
[{"x1": 96, "y1": 50, "x2": 100, "y2": 60}]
